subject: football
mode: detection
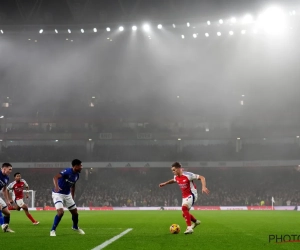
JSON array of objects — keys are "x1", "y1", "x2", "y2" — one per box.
[{"x1": 170, "y1": 224, "x2": 180, "y2": 234}]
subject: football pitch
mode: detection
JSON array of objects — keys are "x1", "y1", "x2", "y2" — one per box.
[{"x1": 1, "y1": 210, "x2": 300, "y2": 250}]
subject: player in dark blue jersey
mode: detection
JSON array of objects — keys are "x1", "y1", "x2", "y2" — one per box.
[
  {"x1": 50, "y1": 159, "x2": 85, "y2": 236},
  {"x1": 0, "y1": 163, "x2": 15, "y2": 233}
]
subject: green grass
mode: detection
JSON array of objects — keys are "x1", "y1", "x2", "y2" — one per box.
[{"x1": 1, "y1": 211, "x2": 300, "y2": 250}]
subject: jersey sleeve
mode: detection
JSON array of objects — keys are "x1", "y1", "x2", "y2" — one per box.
[
  {"x1": 22, "y1": 179, "x2": 29, "y2": 188},
  {"x1": 7, "y1": 182, "x2": 13, "y2": 190},
  {"x1": 187, "y1": 172, "x2": 199, "y2": 181},
  {"x1": 60, "y1": 168, "x2": 70, "y2": 178}
]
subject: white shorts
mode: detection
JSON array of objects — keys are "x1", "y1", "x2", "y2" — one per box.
[
  {"x1": 15, "y1": 199, "x2": 25, "y2": 207},
  {"x1": 182, "y1": 193, "x2": 198, "y2": 210},
  {"x1": 0, "y1": 197, "x2": 7, "y2": 209},
  {"x1": 52, "y1": 192, "x2": 77, "y2": 210}
]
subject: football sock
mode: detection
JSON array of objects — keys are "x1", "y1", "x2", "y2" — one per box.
[
  {"x1": 4, "y1": 215, "x2": 10, "y2": 224},
  {"x1": 182, "y1": 206, "x2": 191, "y2": 226},
  {"x1": 190, "y1": 214, "x2": 197, "y2": 223},
  {"x1": 51, "y1": 214, "x2": 63, "y2": 231},
  {"x1": 0, "y1": 210, "x2": 3, "y2": 225},
  {"x1": 26, "y1": 213, "x2": 36, "y2": 223},
  {"x1": 72, "y1": 214, "x2": 79, "y2": 229}
]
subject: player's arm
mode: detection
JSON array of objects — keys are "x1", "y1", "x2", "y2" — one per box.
[
  {"x1": 24, "y1": 180, "x2": 29, "y2": 198},
  {"x1": 197, "y1": 175, "x2": 210, "y2": 195},
  {"x1": 53, "y1": 173, "x2": 63, "y2": 192},
  {"x1": 3, "y1": 186, "x2": 13, "y2": 205},
  {"x1": 159, "y1": 179, "x2": 176, "y2": 187},
  {"x1": 70, "y1": 184, "x2": 75, "y2": 199},
  {"x1": 25, "y1": 186, "x2": 29, "y2": 199}
]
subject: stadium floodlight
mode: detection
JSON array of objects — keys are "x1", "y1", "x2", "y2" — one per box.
[
  {"x1": 217, "y1": 32, "x2": 221, "y2": 36},
  {"x1": 68, "y1": 29, "x2": 71, "y2": 33},
  {"x1": 207, "y1": 21, "x2": 211, "y2": 25},
  {"x1": 0, "y1": 116, "x2": 4, "y2": 118},
  {"x1": 143, "y1": 24, "x2": 150, "y2": 32},
  {"x1": 54, "y1": 29, "x2": 58, "y2": 33},
  {"x1": 205, "y1": 33, "x2": 209, "y2": 37},
  {"x1": 106, "y1": 27, "x2": 111, "y2": 32},
  {"x1": 93, "y1": 28, "x2": 97, "y2": 32},
  {"x1": 119, "y1": 26, "x2": 124, "y2": 31},
  {"x1": 229, "y1": 31, "x2": 234, "y2": 35},
  {"x1": 231, "y1": 17, "x2": 237, "y2": 23},
  {"x1": 193, "y1": 33, "x2": 197, "y2": 38},
  {"x1": 39, "y1": 29, "x2": 43, "y2": 34},
  {"x1": 157, "y1": 24, "x2": 162, "y2": 29},
  {"x1": 241, "y1": 30, "x2": 246, "y2": 34},
  {"x1": 297, "y1": 136, "x2": 300, "y2": 138},
  {"x1": 0, "y1": 30, "x2": 3, "y2": 34},
  {"x1": 132, "y1": 26, "x2": 137, "y2": 31},
  {"x1": 187, "y1": 22, "x2": 190, "y2": 27},
  {"x1": 219, "y1": 19, "x2": 224, "y2": 24},
  {"x1": 243, "y1": 14, "x2": 253, "y2": 24},
  {"x1": 258, "y1": 6, "x2": 287, "y2": 34},
  {"x1": 237, "y1": 138, "x2": 241, "y2": 140},
  {"x1": 89, "y1": 139, "x2": 92, "y2": 141},
  {"x1": 172, "y1": 24, "x2": 176, "y2": 28},
  {"x1": 81, "y1": 29, "x2": 84, "y2": 33},
  {"x1": 178, "y1": 138, "x2": 181, "y2": 141},
  {"x1": 181, "y1": 35, "x2": 185, "y2": 39}
]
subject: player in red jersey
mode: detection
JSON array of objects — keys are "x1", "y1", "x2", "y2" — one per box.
[
  {"x1": 7, "y1": 173, "x2": 39, "y2": 225},
  {"x1": 159, "y1": 162, "x2": 210, "y2": 234}
]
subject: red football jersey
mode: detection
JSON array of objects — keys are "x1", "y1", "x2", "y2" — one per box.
[
  {"x1": 7, "y1": 179, "x2": 29, "y2": 200},
  {"x1": 174, "y1": 172, "x2": 199, "y2": 198}
]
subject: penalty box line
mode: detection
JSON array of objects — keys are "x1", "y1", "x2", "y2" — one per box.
[{"x1": 91, "y1": 228, "x2": 133, "y2": 250}]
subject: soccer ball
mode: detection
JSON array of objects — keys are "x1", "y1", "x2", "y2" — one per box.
[{"x1": 170, "y1": 224, "x2": 180, "y2": 234}]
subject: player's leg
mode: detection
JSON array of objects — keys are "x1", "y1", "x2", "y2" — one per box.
[
  {"x1": 66, "y1": 194, "x2": 85, "y2": 235},
  {"x1": 0, "y1": 205, "x2": 3, "y2": 226},
  {"x1": 1, "y1": 207, "x2": 15, "y2": 233},
  {"x1": 0, "y1": 199, "x2": 7, "y2": 232},
  {"x1": 70, "y1": 209, "x2": 84, "y2": 234},
  {"x1": 50, "y1": 192, "x2": 65, "y2": 236},
  {"x1": 182, "y1": 194, "x2": 195, "y2": 234},
  {"x1": 189, "y1": 194, "x2": 201, "y2": 229},
  {"x1": 18, "y1": 200, "x2": 38, "y2": 224},
  {"x1": 0, "y1": 198, "x2": 14, "y2": 232},
  {"x1": 185, "y1": 212, "x2": 201, "y2": 228}
]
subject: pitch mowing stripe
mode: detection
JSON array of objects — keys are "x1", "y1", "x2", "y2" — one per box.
[{"x1": 91, "y1": 228, "x2": 133, "y2": 250}]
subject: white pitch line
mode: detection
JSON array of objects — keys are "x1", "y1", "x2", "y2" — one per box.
[{"x1": 91, "y1": 228, "x2": 133, "y2": 250}]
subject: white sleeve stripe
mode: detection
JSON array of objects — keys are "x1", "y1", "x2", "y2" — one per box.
[
  {"x1": 22, "y1": 179, "x2": 29, "y2": 187},
  {"x1": 7, "y1": 181, "x2": 15, "y2": 190},
  {"x1": 183, "y1": 172, "x2": 199, "y2": 180}
]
